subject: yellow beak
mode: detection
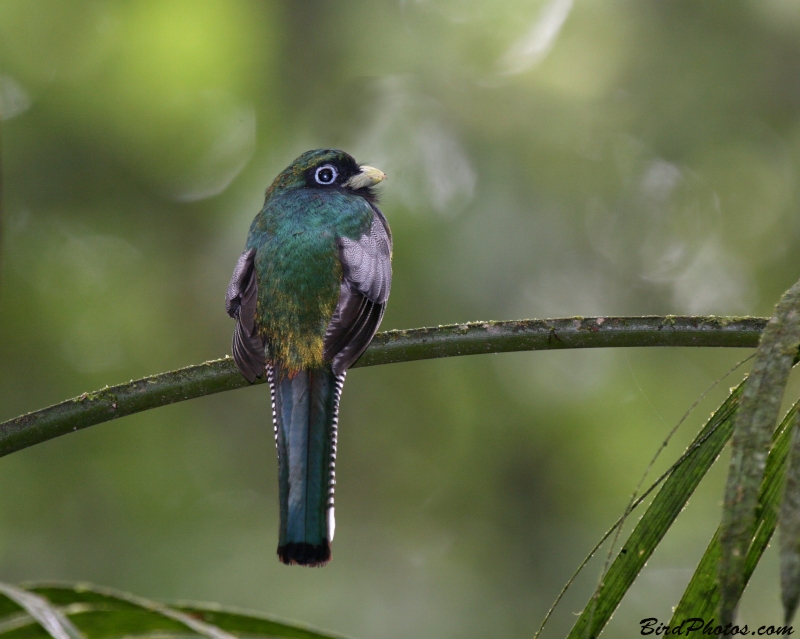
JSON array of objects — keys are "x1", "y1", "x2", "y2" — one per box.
[{"x1": 346, "y1": 165, "x2": 386, "y2": 190}]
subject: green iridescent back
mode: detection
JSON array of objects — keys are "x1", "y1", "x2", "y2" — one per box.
[{"x1": 245, "y1": 152, "x2": 375, "y2": 372}]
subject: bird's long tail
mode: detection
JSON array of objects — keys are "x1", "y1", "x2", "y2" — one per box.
[{"x1": 268, "y1": 363, "x2": 344, "y2": 566}]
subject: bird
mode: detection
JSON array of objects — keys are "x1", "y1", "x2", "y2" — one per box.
[{"x1": 225, "y1": 149, "x2": 392, "y2": 566}]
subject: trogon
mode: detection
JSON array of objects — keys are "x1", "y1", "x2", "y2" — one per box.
[{"x1": 225, "y1": 149, "x2": 392, "y2": 566}]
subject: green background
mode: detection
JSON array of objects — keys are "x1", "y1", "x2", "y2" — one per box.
[{"x1": 1, "y1": 1, "x2": 800, "y2": 637}]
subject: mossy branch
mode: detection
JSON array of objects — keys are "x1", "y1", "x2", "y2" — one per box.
[{"x1": 0, "y1": 315, "x2": 767, "y2": 459}]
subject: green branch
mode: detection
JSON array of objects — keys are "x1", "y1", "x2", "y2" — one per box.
[{"x1": 0, "y1": 315, "x2": 766, "y2": 459}]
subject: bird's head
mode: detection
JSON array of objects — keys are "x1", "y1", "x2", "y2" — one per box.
[{"x1": 264, "y1": 149, "x2": 386, "y2": 204}]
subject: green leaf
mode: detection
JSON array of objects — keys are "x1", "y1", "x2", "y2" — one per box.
[
  {"x1": 780, "y1": 411, "x2": 800, "y2": 623},
  {"x1": 0, "y1": 583, "x2": 85, "y2": 639},
  {"x1": 719, "y1": 279, "x2": 800, "y2": 625},
  {"x1": 565, "y1": 380, "x2": 743, "y2": 639},
  {"x1": 672, "y1": 399, "x2": 799, "y2": 623},
  {"x1": 0, "y1": 583, "x2": 349, "y2": 639}
]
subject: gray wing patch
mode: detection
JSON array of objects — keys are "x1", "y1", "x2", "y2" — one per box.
[
  {"x1": 324, "y1": 207, "x2": 392, "y2": 375},
  {"x1": 226, "y1": 248, "x2": 266, "y2": 383},
  {"x1": 337, "y1": 208, "x2": 392, "y2": 304}
]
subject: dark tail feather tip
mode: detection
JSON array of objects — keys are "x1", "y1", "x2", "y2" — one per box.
[{"x1": 278, "y1": 542, "x2": 331, "y2": 567}]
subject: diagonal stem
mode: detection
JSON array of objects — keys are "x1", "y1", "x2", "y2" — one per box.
[{"x1": 0, "y1": 315, "x2": 767, "y2": 459}]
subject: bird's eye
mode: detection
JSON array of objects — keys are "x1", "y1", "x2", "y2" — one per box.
[{"x1": 315, "y1": 165, "x2": 338, "y2": 185}]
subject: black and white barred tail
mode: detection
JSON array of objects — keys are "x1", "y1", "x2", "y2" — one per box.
[{"x1": 269, "y1": 363, "x2": 345, "y2": 567}]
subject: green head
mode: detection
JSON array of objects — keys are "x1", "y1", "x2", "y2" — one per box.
[{"x1": 264, "y1": 149, "x2": 386, "y2": 204}]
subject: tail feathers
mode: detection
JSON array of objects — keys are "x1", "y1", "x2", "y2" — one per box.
[{"x1": 269, "y1": 364, "x2": 345, "y2": 567}]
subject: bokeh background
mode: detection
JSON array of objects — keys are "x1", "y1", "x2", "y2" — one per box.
[{"x1": 2, "y1": 1, "x2": 800, "y2": 637}]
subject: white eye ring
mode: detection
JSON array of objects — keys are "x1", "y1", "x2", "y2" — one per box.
[{"x1": 315, "y1": 164, "x2": 338, "y2": 185}]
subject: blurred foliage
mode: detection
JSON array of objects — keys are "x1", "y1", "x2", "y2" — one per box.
[
  {"x1": 2, "y1": 1, "x2": 800, "y2": 638},
  {"x1": 0, "y1": 581, "x2": 346, "y2": 639}
]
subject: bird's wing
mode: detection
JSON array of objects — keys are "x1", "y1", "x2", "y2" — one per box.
[
  {"x1": 324, "y1": 207, "x2": 392, "y2": 375},
  {"x1": 226, "y1": 248, "x2": 266, "y2": 382}
]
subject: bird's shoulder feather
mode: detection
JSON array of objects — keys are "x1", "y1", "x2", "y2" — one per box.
[
  {"x1": 324, "y1": 204, "x2": 393, "y2": 375},
  {"x1": 226, "y1": 248, "x2": 266, "y2": 382}
]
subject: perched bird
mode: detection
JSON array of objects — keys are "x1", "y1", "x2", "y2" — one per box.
[{"x1": 225, "y1": 149, "x2": 392, "y2": 566}]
